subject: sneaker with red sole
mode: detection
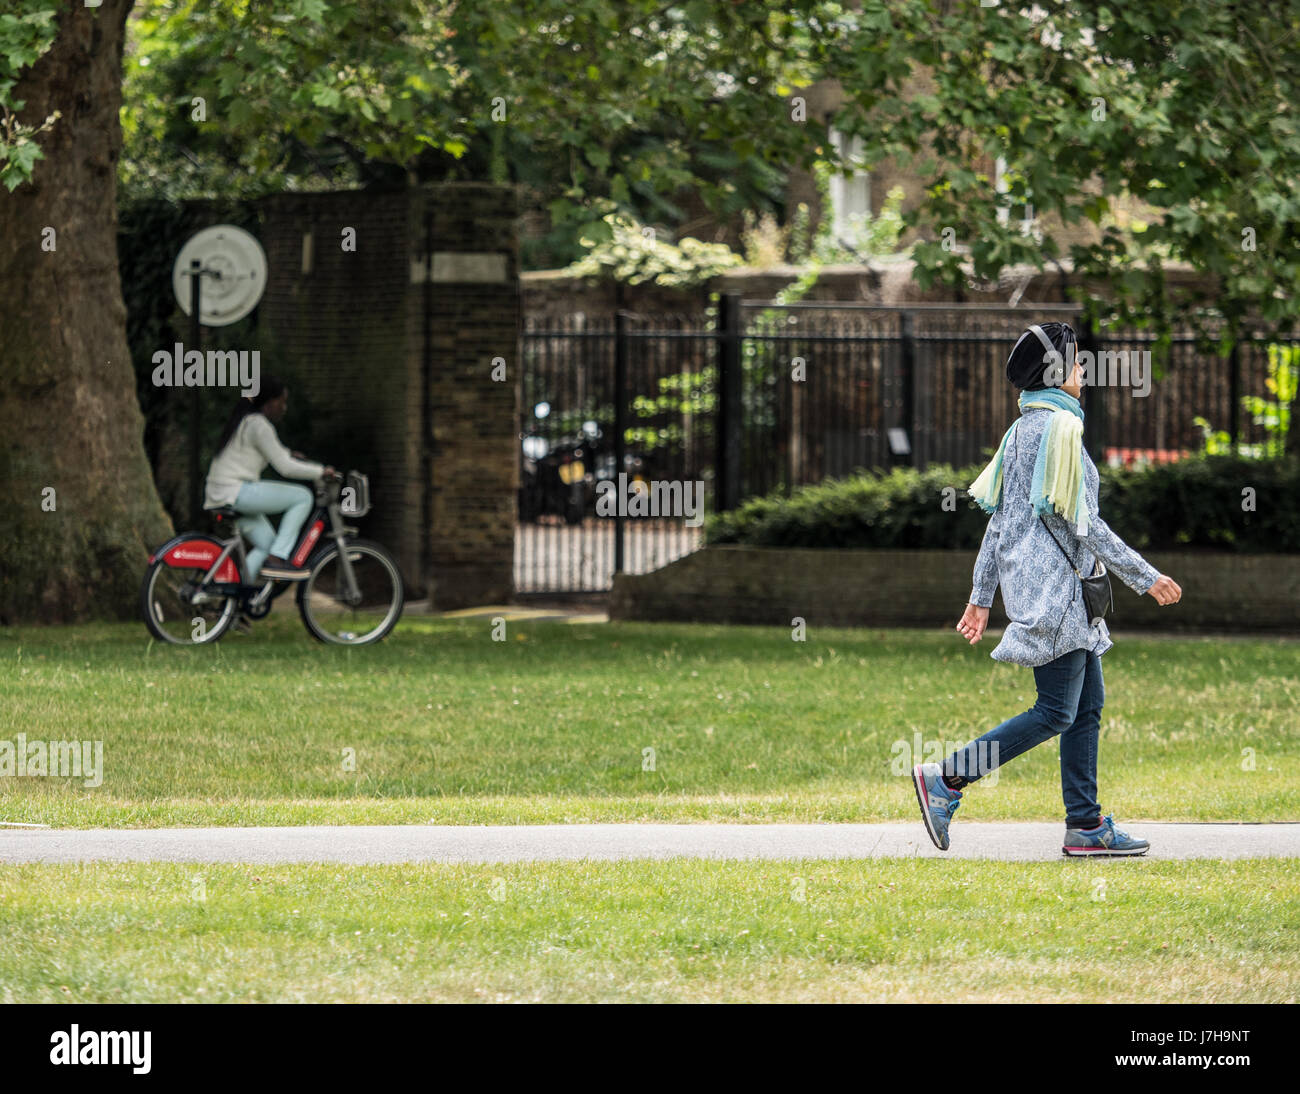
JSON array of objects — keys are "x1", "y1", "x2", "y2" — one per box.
[{"x1": 1063, "y1": 814, "x2": 1150, "y2": 856}]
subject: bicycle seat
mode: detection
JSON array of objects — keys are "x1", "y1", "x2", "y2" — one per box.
[{"x1": 209, "y1": 506, "x2": 239, "y2": 520}]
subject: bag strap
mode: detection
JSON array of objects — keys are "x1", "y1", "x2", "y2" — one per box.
[{"x1": 1039, "y1": 515, "x2": 1083, "y2": 577}]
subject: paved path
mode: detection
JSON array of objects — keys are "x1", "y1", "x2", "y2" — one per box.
[
  {"x1": 403, "y1": 602, "x2": 610, "y2": 623},
  {"x1": 2, "y1": 822, "x2": 1296, "y2": 865}
]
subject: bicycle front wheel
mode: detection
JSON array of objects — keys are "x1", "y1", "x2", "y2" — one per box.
[{"x1": 297, "y1": 539, "x2": 404, "y2": 645}]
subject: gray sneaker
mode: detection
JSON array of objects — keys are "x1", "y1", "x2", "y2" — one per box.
[
  {"x1": 1063, "y1": 814, "x2": 1150, "y2": 857},
  {"x1": 912, "y1": 762, "x2": 962, "y2": 851}
]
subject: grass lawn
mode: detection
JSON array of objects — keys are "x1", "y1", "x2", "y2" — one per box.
[
  {"x1": 0, "y1": 616, "x2": 1296, "y2": 828},
  {"x1": 1, "y1": 858, "x2": 1294, "y2": 1003}
]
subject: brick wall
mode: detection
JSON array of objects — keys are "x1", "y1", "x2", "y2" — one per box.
[
  {"x1": 256, "y1": 183, "x2": 519, "y2": 607},
  {"x1": 523, "y1": 263, "x2": 1219, "y2": 320},
  {"x1": 609, "y1": 545, "x2": 1300, "y2": 633},
  {"x1": 523, "y1": 270, "x2": 712, "y2": 319},
  {"x1": 259, "y1": 188, "x2": 415, "y2": 576}
]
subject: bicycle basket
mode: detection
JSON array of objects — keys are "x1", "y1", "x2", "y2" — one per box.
[{"x1": 341, "y1": 471, "x2": 371, "y2": 518}]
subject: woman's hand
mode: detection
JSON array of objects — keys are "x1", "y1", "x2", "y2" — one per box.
[
  {"x1": 1146, "y1": 574, "x2": 1182, "y2": 605},
  {"x1": 956, "y1": 603, "x2": 990, "y2": 644}
]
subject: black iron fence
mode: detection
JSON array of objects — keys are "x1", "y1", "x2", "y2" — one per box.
[
  {"x1": 518, "y1": 299, "x2": 1296, "y2": 593},
  {"x1": 517, "y1": 312, "x2": 712, "y2": 593}
]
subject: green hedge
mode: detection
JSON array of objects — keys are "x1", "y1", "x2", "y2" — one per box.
[{"x1": 705, "y1": 455, "x2": 1300, "y2": 553}]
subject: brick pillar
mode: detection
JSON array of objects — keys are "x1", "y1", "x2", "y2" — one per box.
[
  {"x1": 258, "y1": 182, "x2": 519, "y2": 607},
  {"x1": 411, "y1": 183, "x2": 520, "y2": 608}
]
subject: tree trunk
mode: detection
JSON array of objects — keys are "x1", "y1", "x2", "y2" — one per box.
[{"x1": 0, "y1": 0, "x2": 172, "y2": 624}]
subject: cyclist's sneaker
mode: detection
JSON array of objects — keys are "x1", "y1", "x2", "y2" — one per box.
[
  {"x1": 259, "y1": 555, "x2": 310, "y2": 581},
  {"x1": 1062, "y1": 814, "x2": 1150, "y2": 857},
  {"x1": 912, "y1": 761, "x2": 962, "y2": 851},
  {"x1": 232, "y1": 613, "x2": 254, "y2": 635}
]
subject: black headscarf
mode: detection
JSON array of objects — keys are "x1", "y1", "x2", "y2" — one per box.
[{"x1": 1005, "y1": 322, "x2": 1077, "y2": 390}]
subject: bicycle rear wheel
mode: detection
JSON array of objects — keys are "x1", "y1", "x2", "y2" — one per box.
[
  {"x1": 141, "y1": 559, "x2": 237, "y2": 644},
  {"x1": 297, "y1": 539, "x2": 404, "y2": 645}
]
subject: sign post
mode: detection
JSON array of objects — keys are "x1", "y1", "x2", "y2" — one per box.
[{"x1": 171, "y1": 225, "x2": 268, "y2": 527}]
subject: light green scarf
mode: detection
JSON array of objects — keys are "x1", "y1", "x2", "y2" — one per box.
[{"x1": 968, "y1": 388, "x2": 1089, "y2": 534}]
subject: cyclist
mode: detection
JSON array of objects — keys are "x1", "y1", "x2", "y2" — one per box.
[{"x1": 203, "y1": 376, "x2": 333, "y2": 582}]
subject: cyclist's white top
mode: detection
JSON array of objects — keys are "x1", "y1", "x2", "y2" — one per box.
[{"x1": 203, "y1": 413, "x2": 325, "y2": 509}]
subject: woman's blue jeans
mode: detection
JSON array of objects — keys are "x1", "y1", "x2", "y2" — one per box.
[
  {"x1": 233, "y1": 481, "x2": 314, "y2": 581},
  {"x1": 943, "y1": 647, "x2": 1104, "y2": 828}
]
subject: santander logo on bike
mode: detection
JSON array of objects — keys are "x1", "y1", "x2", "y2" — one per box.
[
  {"x1": 293, "y1": 522, "x2": 323, "y2": 566},
  {"x1": 170, "y1": 548, "x2": 215, "y2": 563},
  {"x1": 164, "y1": 543, "x2": 236, "y2": 581}
]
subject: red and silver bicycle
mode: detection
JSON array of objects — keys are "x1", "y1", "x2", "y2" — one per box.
[{"x1": 141, "y1": 470, "x2": 404, "y2": 645}]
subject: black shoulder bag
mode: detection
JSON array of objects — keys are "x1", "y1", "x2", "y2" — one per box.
[{"x1": 1040, "y1": 516, "x2": 1114, "y2": 626}]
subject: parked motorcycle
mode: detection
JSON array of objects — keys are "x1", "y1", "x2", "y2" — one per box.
[
  {"x1": 518, "y1": 411, "x2": 649, "y2": 524},
  {"x1": 519, "y1": 431, "x2": 588, "y2": 525}
]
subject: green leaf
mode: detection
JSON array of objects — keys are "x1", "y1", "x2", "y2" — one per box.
[
  {"x1": 311, "y1": 85, "x2": 342, "y2": 110},
  {"x1": 227, "y1": 97, "x2": 253, "y2": 128}
]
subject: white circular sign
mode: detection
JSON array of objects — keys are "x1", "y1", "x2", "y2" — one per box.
[{"x1": 172, "y1": 225, "x2": 268, "y2": 327}]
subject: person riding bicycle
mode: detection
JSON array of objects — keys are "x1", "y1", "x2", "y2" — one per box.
[{"x1": 203, "y1": 377, "x2": 333, "y2": 582}]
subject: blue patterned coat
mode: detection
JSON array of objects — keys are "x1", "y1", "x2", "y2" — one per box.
[{"x1": 969, "y1": 407, "x2": 1161, "y2": 667}]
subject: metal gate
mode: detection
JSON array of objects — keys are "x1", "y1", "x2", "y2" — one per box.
[
  {"x1": 516, "y1": 312, "x2": 711, "y2": 593},
  {"x1": 518, "y1": 300, "x2": 1293, "y2": 593}
]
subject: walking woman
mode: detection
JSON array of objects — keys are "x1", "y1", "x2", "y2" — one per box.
[
  {"x1": 203, "y1": 377, "x2": 332, "y2": 582},
  {"x1": 912, "y1": 322, "x2": 1181, "y2": 856}
]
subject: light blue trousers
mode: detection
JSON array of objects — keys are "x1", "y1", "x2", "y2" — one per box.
[{"x1": 234, "y1": 481, "x2": 314, "y2": 580}]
